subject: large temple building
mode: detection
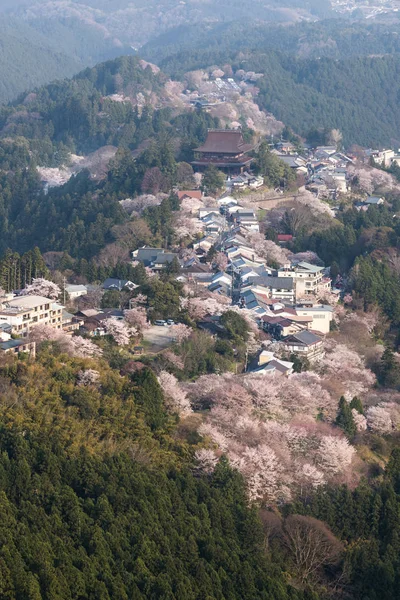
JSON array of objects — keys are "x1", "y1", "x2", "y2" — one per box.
[{"x1": 192, "y1": 129, "x2": 254, "y2": 173}]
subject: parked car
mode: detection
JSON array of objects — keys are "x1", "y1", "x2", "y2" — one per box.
[
  {"x1": 166, "y1": 319, "x2": 175, "y2": 326},
  {"x1": 154, "y1": 319, "x2": 167, "y2": 326}
]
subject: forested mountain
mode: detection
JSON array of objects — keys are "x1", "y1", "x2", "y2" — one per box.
[
  {"x1": 0, "y1": 19, "x2": 80, "y2": 105},
  {"x1": 0, "y1": 0, "x2": 334, "y2": 104},
  {"x1": 0, "y1": 56, "x2": 219, "y2": 257},
  {"x1": 10, "y1": 0, "x2": 333, "y2": 48},
  {"x1": 142, "y1": 18, "x2": 400, "y2": 63},
  {"x1": 151, "y1": 47, "x2": 400, "y2": 147},
  {"x1": 0, "y1": 16, "x2": 134, "y2": 105},
  {"x1": 2, "y1": 50, "x2": 400, "y2": 260},
  {"x1": 0, "y1": 348, "x2": 314, "y2": 600}
]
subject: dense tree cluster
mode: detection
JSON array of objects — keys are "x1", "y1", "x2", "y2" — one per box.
[
  {"x1": 0, "y1": 248, "x2": 49, "y2": 292},
  {"x1": 0, "y1": 348, "x2": 316, "y2": 600},
  {"x1": 290, "y1": 452, "x2": 400, "y2": 599},
  {"x1": 150, "y1": 43, "x2": 400, "y2": 147}
]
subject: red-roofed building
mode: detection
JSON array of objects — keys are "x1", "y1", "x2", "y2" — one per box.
[
  {"x1": 177, "y1": 190, "x2": 203, "y2": 201},
  {"x1": 277, "y1": 234, "x2": 293, "y2": 243}
]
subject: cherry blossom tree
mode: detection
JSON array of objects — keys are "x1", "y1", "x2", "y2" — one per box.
[
  {"x1": 77, "y1": 369, "x2": 100, "y2": 386},
  {"x1": 158, "y1": 371, "x2": 192, "y2": 415},
  {"x1": 180, "y1": 196, "x2": 204, "y2": 214},
  {"x1": 367, "y1": 404, "x2": 395, "y2": 434},
  {"x1": 300, "y1": 463, "x2": 325, "y2": 489},
  {"x1": 174, "y1": 214, "x2": 204, "y2": 239},
  {"x1": 21, "y1": 278, "x2": 61, "y2": 300},
  {"x1": 352, "y1": 409, "x2": 367, "y2": 432},
  {"x1": 328, "y1": 128, "x2": 343, "y2": 148},
  {"x1": 245, "y1": 232, "x2": 290, "y2": 266},
  {"x1": 185, "y1": 295, "x2": 231, "y2": 320},
  {"x1": 170, "y1": 323, "x2": 192, "y2": 343},
  {"x1": 213, "y1": 252, "x2": 229, "y2": 272},
  {"x1": 316, "y1": 436, "x2": 355, "y2": 476},
  {"x1": 69, "y1": 337, "x2": 103, "y2": 358},
  {"x1": 194, "y1": 448, "x2": 219, "y2": 475},
  {"x1": 28, "y1": 324, "x2": 64, "y2": 343},
  {"x1": 321, "y1": 341, "x2": 376, "y2": 399},
  {"x1": 29, "y1": 325, "x2": 103, "y2": 357},
  {"x1": 161, "y1": 350, "x2": 185, "y2": 371},
  {"x1": 211, "y1": 68, "x2": 225, "y2": 79},
  {"x1": 349, "y1": 165, "x2": 396, "y2": 194},
  {"x1": 295, "y1": 190, "x2": 334, "y2": 216},
  {"x1": 130, "y1": 293, "x2": 148, "y2": 306},
  {"x1": 119, "y1": 194, "x2": 165, "y2": 216},
  {"x1": 198, "y1": 422, "x2": 230, "y2": 452},
  {"x1": 289, "y1": 251, "x2": 323, "y2": 266},
  {"x1": 230, "y1": 445, "x2": 286, "y2": 504},
  {"x1": 104, "y1": 319, "x2": 133, "y2": 345},
  {"x1": 354, "y1": 169, "x2": 374, "y2": 194},
  {"x1": 124, "y1": 308, "x2": 149, "y2": 333},
  {"x1": 145, "y1": 266, "x2": 157, "y2": 278}
]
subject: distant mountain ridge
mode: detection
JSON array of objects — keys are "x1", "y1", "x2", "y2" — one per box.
[{"x1": 0, "y1": 0, "x2": 332, "y2": 104}]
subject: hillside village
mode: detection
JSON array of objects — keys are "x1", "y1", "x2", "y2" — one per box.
[
  {"x1": 1, "y1": 53, "x2": 400, "y2": 515},
  {"x1": 3, "y1": 9, "x2": 400, "y2": 598},
  {"x1": 2, "y1": 125, "x2": 399, "y2": 379}
]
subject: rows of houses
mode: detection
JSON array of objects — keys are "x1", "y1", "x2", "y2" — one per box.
[
  {"x1": 200, "y1": 228, "x2": 334, "y2": 363},
  {"x1": 274, "y1": 144, "x2": 352, "y2": 199}
]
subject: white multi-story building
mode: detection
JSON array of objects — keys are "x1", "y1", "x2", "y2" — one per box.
[
  {"x1": 0, "y1": 295, "x2": 64, "y2": 337},
  {"x1": 276, "y1": 262, "x2": 331, "y2": 298}
]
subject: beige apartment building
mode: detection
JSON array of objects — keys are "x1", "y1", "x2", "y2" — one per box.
[{"x1": 0, "y1": 295, "x2": 64, "y2": 337}]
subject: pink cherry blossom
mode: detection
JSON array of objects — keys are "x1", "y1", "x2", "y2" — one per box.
[
  {"x1": 104, "y1": 319, "x2": 133, "y2": 345},
  {"x1": 194, "y1": 449, "x2": 219, "y2": 475},
  {"x1": 21, "y1": 278, "x2": 61, "y2": 300},
  {"x1": 158, "y1": 370, "x2": 192, "y2": 415},
  {"x1": 77, "y1": 369, "x2": 100, "y2": 386},
  {"x1": 170, "y1": 323, "x2": 192, "y2": 343}
]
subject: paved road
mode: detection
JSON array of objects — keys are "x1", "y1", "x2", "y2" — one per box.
[{"x1": 143, "y1": 325, "x2": 175, "y2": 351}]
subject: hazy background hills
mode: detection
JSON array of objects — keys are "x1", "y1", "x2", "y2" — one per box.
[
  {"x1": 2, "y1": 0, "x2": 400, "y2": 146},
  {"x1": 0, "y1": 0, "x2": 332, "y2": 104}
]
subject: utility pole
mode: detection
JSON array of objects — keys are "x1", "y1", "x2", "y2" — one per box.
[
  {"x1": 63, "y1": 277, "x2": 66, "y2": 305},
  {"x1": 244, "y1": 347, "x2": 249, "y2": 373}
]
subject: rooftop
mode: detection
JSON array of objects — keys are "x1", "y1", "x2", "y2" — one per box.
[
  {"x1": 285, "y1": 330, "x2": 322, "y2": 346},
  {"x1": 0, "y1": 339, "x2": 34, "y2": 351},
  {"x1": 102, "y1": 278, "x2": 136, "y2": 290},
  {"x1": 65, "y1": 284, "x2": 87, "y2": 293},
  {"x1": 195, "y1": 130, "x2": 254, "y2": 155},
  {"x1": 0, "y1": 295, "x2": 60, "y2": 312},
  {"x1": 293, "y1": 261, "x2": 324, "y2": 273},
  {"x1": 177, "y1": 190, "x2": 202, "y2": 201},
  {"x1": 247, "y1": 276, "x2": 295, "y2": 291}
]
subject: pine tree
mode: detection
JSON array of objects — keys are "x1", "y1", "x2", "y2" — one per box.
[
  {"x1": 350, "y1": 396, "x2": 364, "y2": 414},
  {"x1": 336, "y1": 396, "x2": 356, "y2": 438}
]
